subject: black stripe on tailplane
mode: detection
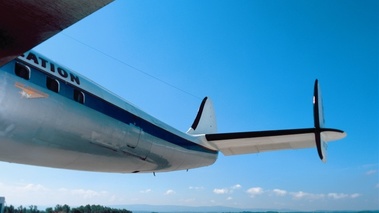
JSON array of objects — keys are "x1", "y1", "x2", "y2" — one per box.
[
  {"x1": 206, "y1": 128, "x2": 344, "y2": 141},
  {"x1": 191, "y1": 97, "x2": 208, "y2": 130}
]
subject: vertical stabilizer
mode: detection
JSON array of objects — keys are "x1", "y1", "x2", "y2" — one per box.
[
  {"x1": 313, "y1": 79, "x2": 325, "y2": 129},
  {"x1": 187, "y1": 97, "x2": 217, "y2": 135},
  {"x1": 313, "y1": 79, "x2": 327, "y2": 162}
]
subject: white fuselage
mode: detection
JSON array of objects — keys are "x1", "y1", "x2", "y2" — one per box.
[{"x1": 0, "y1": 51, "x2": 217, "y2": 173}]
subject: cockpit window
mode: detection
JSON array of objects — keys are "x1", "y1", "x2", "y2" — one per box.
[{"x1": 15, "y1": 62, "x2": 31, "y2": 80}]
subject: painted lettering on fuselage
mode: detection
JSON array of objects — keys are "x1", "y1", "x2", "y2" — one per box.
[{"x1": 19, "y1": 52, "x2": 80, "y2": 85}]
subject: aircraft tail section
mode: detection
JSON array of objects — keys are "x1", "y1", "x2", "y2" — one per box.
[
  {"x1": 187, "y1": 97, "x2": 217, "y2": 135},
  {"x1": 198, "y1": 80, "x2": 346, "y2": 162}
]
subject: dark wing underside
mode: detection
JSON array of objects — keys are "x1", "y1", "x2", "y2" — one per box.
[{"x1": 0, "y1": 0, "x2": 113, "y2": 66}]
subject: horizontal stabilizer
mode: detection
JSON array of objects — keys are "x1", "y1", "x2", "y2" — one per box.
[
  {"x1": 198, "y1": 80, "x2": 346, "y2": 161},
  {"x1": 204, "y1": 128, "x2": 345, "y2": 156}
]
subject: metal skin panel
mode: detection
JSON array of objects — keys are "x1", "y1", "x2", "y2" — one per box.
[{"x1": 0, "y1": 60, "x2": 217, "y2": 173}]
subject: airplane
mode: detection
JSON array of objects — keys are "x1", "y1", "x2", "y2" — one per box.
[{"x1": 0, "y1": 0, "x2": 346, "y2": 173}]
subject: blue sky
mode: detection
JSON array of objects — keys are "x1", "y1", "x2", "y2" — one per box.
[{"x1": 0, "y1": 0, "x2": 378, "y2": 211}]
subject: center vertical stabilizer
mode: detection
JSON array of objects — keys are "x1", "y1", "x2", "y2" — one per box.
[{"x1": 187, "y1": 97, "x2": 217, "y2": 135}]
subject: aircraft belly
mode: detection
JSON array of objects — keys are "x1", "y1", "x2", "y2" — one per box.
[{"x1": 142, "y1": 134, "x2": 217, "y2": 172}]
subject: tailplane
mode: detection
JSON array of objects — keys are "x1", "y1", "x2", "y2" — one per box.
[
  {"x1": 187, "y1": 97, "x2": 217, "y2": 135},
  {"x1": 197, "y1": 80, "x2": 345, "y2": 162}
]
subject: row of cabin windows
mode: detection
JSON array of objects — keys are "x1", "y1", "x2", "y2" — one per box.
[{"x1": 15, "y1": 62, "x2": 85, "y2": 104}]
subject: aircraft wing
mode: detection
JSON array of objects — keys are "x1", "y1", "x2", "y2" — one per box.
[
  {"x1": 204, "y1": 128, "x2": 345, "y2": 156},
  {"x1": 0, "y1": 0, "x2": 113, "y2": 66}
]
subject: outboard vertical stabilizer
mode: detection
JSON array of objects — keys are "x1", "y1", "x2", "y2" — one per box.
[{"x1": 313, "y1": 79, "x2": 327, "y2": 162}]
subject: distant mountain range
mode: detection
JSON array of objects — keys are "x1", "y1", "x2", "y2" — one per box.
[
  {"x1": 111, "y1": 204, "x2": 293, "y2": 212},
  {"x1": 21, "y1": 203, "x2": 379, "y2": 213},
  {"x1": 110, "y1": 204, "x2": 379, "y2": 213}
]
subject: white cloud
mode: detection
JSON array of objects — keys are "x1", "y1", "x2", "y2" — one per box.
[
  {"x1": 21, "y1": 183, "x2": 50, "y2": 192},
  {"x1": 376, "y1": 183, "x2": 379, "y2": 188},
  {"x1": 0, "y1": 182, "x2": 49, "y2": 193},
  {"x1": 213, "y1": 184, "x2": 241, "y2": 195},
  {"x1": 246, "y1": 187, "x2": 264, "y2": 197},
  {"x1": 231, "y1": 184, "x2": 242, "y2": 190},
  {"x1": 0, "y1": 182, "x2": 51, "y2": 196},
  {"x1": 290, "y1": 191, "x2": 360, "y2": 200},
  {"x1": 350, "y1": 193, "x2": 361, "y2": 198},
  {"x1": 291, "y1": 191, "x2": 307, "y2": 199},
  {"x1": 164, "y1": 189, "x2": 175, "y2": 195},
  {"x1": 366, "y1": 169, "x2": 377, "y2": 175},
  {"x1": 189, "y1": 186, "x2": 204, "y2": 190},
  {"x1": 328, "y1": 193, "x2": 349, "y2": 199},
  {"x1": 327, "y1": 192, "x2": 361, "y2": 199},
  {"x1": 290, "y1": 191, "x2": 325, "y2": 200},
  {"x1": 73, "y1": 189, "x2": 107, "y2": 199},
  {"x1": 213, "y1": 188, "x2": 228, "y2": 194},
  {"x1": 273, "y1": 189, "x2": 287, "y2": 196},
  {"x1": 59, "y1": 188, "x2": 108, "y2": 199},
  {"x1": 227, "y1": 196, "x2": 233, "y2": 200},
  {"x1": 140, "y1": 189, "x2": 152, "y2": 193},
  {"x1": 0, "y1": 182, "x2": 115, "y2": 205}
]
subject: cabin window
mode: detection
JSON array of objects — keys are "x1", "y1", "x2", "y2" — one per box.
[
  {"x1": 15, "y1": 62, "x2": 31, "y2": 80},
  {"x1": 46, "y1": 77, "x2": 59, "y2": 93},
  {"x1": 74, "y1": 89, "x2": 85, "y2": 104}
]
